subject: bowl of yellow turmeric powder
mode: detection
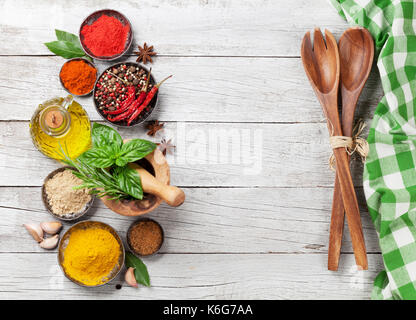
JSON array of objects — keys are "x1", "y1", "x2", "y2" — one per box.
[{"x1": 58, "y1": 220, "x2": 124, "y2": 287}]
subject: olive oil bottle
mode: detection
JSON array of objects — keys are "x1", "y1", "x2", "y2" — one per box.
[{"x1": 30, "y1": 95, "x2": 91, "y2": 161}]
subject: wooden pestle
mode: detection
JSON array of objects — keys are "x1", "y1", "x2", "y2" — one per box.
[{"x1": 129, "y1": 163, "x2": 185, "y2": 207}]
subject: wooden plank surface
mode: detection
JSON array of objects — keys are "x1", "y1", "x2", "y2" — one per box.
[
  {"x1": 0, "y1": 0, "x2": 347, "y2": 56},
  {"x1": 0, "y1": 253, "x2": 382, "y2": 300},
  {"x1": 0, "y1": 56, "x2": 381, "y2": 122},
  {"x1": 0, "y1": 121, "x2": 369, "y2": 187},
  {"x1": 0, "y1": 0, "x2": 384, "y2": 300},
  {"x1": 0, "y1": 187, "x2": 380, "y2": 253}
]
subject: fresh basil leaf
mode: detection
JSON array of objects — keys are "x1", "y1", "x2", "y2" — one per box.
[
  {"x1": 55, "y1": 29, "x2": 82, "y2": 48},
  {"x1": 44, "y1": 40, "x2": 85, "y2": 59},
  {"x1": 92, "y1": 123, "x2": 123, "y2": 151},
  {"x1": 81, "y1": 148, "x2": 115, "y2": 168},
  {"x1": 116, "y1": 166, "x2": 143, "y2": 199},
  {"x1": 125, "y1": 252, "x2": 150, "y2": 287},
  {"x1": 115, "y1": 157, "x2": 128, "y2": 167},
  {"x1": 119, "y1": 139, "x2": 157, "y2": 163}
]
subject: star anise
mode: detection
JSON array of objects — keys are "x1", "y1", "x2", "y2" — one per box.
[
  {"x1": 157, "y1": 138, "x2": 175, "y2": 156},
  {"x1": 146, "y1": 120, "x2": 164, "y2": 136},
  {"x1": 134, "y1": 43, "x2": 157, "y2": 64}
]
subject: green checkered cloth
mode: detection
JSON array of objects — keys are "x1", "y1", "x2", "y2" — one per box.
[{"x1": 330, "y1": 0, "x2": 416, "y2": 300}]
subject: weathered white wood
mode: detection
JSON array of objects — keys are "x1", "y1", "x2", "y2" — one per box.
[
  {"x1": 0, "y1": 0, "x2": 348, "y2": 56},
  {"x1": 0, "y1": 186, "x2": 380, "y2": 253},
  {"x1": 0, "y1": 0, "x2": 383, "y2": 300},
  {"x1": 0, "y1": 56, "x2": 382, "y2": 122},
  {"x1": 0, "y1": 121, "x2": 368, "y2": 187},
  {"x1": 0, "y1": 252, "x2": 382, "y2": 299}
]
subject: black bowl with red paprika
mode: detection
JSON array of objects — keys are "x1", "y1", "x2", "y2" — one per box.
[
  {"x1": 93, "y1": 62, "x2": 158, "y2": 127},
  {"x1": 79, "y1": 9, "x2": 133, "y2": 61}
]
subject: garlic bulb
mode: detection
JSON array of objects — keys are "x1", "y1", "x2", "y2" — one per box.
[
  {"x1": 125, "y1": 267, "x2": 138, "y2": 288},
  {"x1": 39, "y1": 234, "x2": 59, "y2": 250},
  {"x1": 23, "y1": 223, "x2": 43, "y2": 243},
  {"x1": 40, "y1": 221, "x2": 62, "y2": 235}
]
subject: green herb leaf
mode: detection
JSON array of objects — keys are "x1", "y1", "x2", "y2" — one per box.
[
  {"x1": 81, "y1": 148, "x2": 115, "y2": 168},
  {"x1": 44, "y1": 40, "x2": 86, "y2": 59},
  {"x1": 115, "y1": 166, "x2": 143, "y2": 200},
  {"x1": 115, "y1": 157, "x2": 129, "y2": 167},
  {"x1": 55, "y1": 29, "x2": 82, "y2": 48},
  {"x1": 125, "y1": 252, "x2": 150, "y2": 287},
  {"x1": 119, "y1": 139, "x2": 157, "y2": 164},
  {"x1": 59, "y1": 147, "x2": 144, "y2": 201},
  {"x1": 92, "y1": 123, "x2": 123, "y2": 151}
]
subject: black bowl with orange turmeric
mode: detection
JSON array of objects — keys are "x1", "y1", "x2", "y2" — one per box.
[
  {"x1": 59, "y1": 58, "x2": 97, "y2": 96},
  {"x1": 127, "y1": 218, "x2": 164, "y2": 257}
]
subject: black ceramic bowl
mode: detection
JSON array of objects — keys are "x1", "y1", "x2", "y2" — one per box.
[
  {"x1": 58, "y1": 220, "x2": 125, "y2": 287},
  {"x1": 79, "y1": 9, "x2": 133, "y2": 61},
  {"x1": 93, "y1": 62, "x2": 158, "y2": 127},
  {"x1": 59, "y1": 58, "x2": 98, "y2": 96},
  {"x1": 126, "y1": 218, "x2": 165, "y2": 257},
  {"x1": 42, "y1": 166, "x2": 95, "y2": 221}
]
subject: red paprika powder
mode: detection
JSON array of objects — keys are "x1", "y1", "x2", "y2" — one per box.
[{"x1": 81, "y1": 14, "x2": 130, "y2": 57}]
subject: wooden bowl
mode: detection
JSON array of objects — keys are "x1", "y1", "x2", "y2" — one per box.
[{"x1": 100, "y1": 149, "x2": 169, "y2": 216}]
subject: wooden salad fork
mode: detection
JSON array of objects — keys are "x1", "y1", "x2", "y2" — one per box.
[
  {"x1": 301, "y1": 28, "x2": 368, "y2": 270},
  {"x1": 328, "y1": 27, "x2": 374, "y2": 271}
]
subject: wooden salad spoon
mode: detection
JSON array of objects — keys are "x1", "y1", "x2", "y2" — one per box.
[
  {"x1": 301, "y1": 28, "x2": 367, "y2": 270},
  {"x1": 328, "y1": 27, "x2": 374, "y2": 271}
]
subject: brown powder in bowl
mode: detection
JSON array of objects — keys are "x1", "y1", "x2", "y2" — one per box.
[
  {"x1": 45, "y1": 169, "x2": 92, "y2": 216},
  {"x1": 128, "y1": 220, "x2": 163, "y2": 256}
]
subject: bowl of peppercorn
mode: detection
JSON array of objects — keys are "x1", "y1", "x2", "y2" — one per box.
[{"x1": 93, "y1": 62, "x2": 159, "y2": 127}]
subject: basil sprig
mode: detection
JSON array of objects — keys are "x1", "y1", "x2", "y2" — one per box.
[
  {"x1": 83, "y1": 123, "x2": 157, "y2": 169},
  {"x1": 61, "y1": 123, "x2": 156, "y2": 200},
  {"x1": 44, "y1": 29, "x2": 91, "y2": 61}
]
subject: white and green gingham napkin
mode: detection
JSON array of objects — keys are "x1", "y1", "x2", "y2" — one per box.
[{"x1": 330, "y1": 0, "x2": 416, "y2": 299}]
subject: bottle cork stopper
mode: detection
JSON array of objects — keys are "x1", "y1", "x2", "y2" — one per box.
[{"x1": 44, "y1": 110, "x2": 64, "y2": 129}]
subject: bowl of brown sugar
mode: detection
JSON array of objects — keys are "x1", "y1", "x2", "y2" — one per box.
[{"x1": 127, "y1": 218, "x2": 164, "y2": 257}]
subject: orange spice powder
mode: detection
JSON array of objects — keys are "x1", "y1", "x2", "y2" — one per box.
[{"x1": 60, "y1": 60, "x2": 97, "y2": 95}]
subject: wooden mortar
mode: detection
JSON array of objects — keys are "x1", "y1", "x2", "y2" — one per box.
[{"x1": 101, "y1": 148, "x2": 185, "y2": 216}]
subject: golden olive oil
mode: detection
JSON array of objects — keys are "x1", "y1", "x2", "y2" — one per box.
[{"x1": 30, "y1": 96, "x2": 91, "y2": 160}]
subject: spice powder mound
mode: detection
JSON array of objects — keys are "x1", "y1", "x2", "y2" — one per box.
[
  {"x1": 62, "y1": 228, "x2": 120, "y2": 286},
  {"x1": 129, "y1": 220, "x2": 163, "y2": 256},
  {"x1": 45, "y1": 169, "x2": 91, "y2": 216},
  {"x1": 81, "y1": 14, "x2": 130, "y2": 57},
  {"x1": 60, "y1": 60, "x2": 97, "y2": 95}
]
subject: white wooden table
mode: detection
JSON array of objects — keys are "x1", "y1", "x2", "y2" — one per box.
[{"x1": 0, "y1": 0, "x2": 384, "y2": 299}]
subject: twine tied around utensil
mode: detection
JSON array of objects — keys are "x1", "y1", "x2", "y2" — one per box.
[{"x1": 328, "y1": 120, "x2": 369, "y2": 171}]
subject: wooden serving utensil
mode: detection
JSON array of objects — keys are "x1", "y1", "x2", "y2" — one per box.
[
  {"x1": 301, "y1": 28, "x2": 367, "y2": 270},
  {"x1": 328, "y1": 27, "x2": 374, "y2": 271}
]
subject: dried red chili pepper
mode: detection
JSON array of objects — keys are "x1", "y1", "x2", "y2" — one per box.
[
  {"x1": 104, "y1": 86, "x2": 135, "y2": 115},
  {"x1": 127, "y1": 75, "x2": 172, "y2": 126},
  {"x1": 107, "y1": 106, "x2": 136, "y2": 122},
  {"x1": 108, "y1": 69, "x2": 153, "y2": 123}
]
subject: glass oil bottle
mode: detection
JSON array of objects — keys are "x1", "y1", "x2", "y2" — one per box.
[{"x1": 30, "y1": 95, "x2": 91, "y2": 161}]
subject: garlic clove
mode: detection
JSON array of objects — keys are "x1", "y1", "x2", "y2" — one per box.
[
  {"x1": 39, "y1": 234, "x2": 59, "y2": 250},
  {"x1": 40, "y1": 221, "x2": 62, "y2": 235},
  {"x1": 23, "y1": 223, "x2": 43, "y2": 243},
  {"x1": 125, "y1": 267, "x2": 138, "y2": 288}
]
